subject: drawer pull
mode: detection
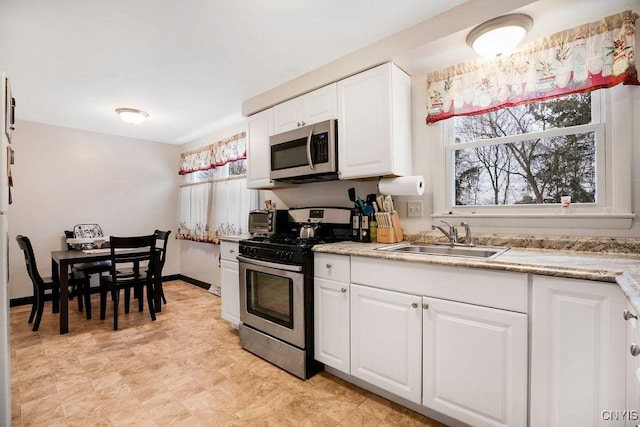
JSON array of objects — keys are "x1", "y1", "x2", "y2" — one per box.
[
  {"x1": 341, "y1": 287, "x2": 347, "y2": 293},
  {"x1": 326, "y1": 263, "x2": 332, "y2": 269},
  {"x1": 631, "y1": 344, "x2": 640, "y2": 357},
  {"x1": 229, "y1": 249, "x2": 235, "y2": 254},
  {"x1": 624, "y1": 310, "x2": 637, "y2": 321},
  {"x1": 411, "y1": 302, "x2": 418, "y2": 308}
]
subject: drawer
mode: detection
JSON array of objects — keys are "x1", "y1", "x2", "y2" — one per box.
[
  {"x1": 315, "y1": 253, "x2": 350, "y2": 283},
  {"x1": 351, "y1": 256, "x2": 528, "y2": 313},
  {"x1": 220, "y1": 240, "x2": 239, "y2": 262}
]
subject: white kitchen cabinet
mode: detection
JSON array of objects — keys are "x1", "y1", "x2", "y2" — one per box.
[
  {"x1": 220, "y1": 240, "x2": 240, "y2": 327},
  {"x1": 625, "y1": 303, "x2": 640, "y2": 425},
  {"x1": 530, "y1": 275, "x2": 626, "y2": 427},
  {"x1": 422, "y1": 296, "x2": 528, "y2": 427},
  {"x1": 272, "y1": 84, "x2": 337, "y2": 135},
  {"x1": 314, "y1": 253, "x2": 350, "y2": 373},
  {"x1": 246, "y1": 108, "x2": 275, "y2": 189},
  {"x1": 337, "y1": 62, "x2": 412, "y2": 179},
  {"x1": 350, "y1": 283, "x2": 422, "y2": 404}
]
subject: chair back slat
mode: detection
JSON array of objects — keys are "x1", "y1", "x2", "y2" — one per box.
[
  {"x1": 153, "y1": 230, "x2": 171, "y2": 268},
  {"x1": 108, "y1": 235, "x2": 156, "y2": 280},
  {"x1": 15, "y1": 235, "x2": 44, "y2": 287}
]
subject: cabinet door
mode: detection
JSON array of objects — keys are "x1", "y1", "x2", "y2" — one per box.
[
  {"x1": 272, "y1": 97, "x2": 301, "y2": 135},
  {"x1": 220, "y1": 259, "x2": 240, "y2": 326},
  {"x1": 350, "y1": 283, "x2": 422, "y2": 403},
  {"x1": 338, "y1": 64, "x2": 392, "y2": 179},
  {"x1": 337, "y1": 63, "x2": 411, "y2": 180},
  {"x1": 626, "y1": 303, "x2": 640, "y2": 426},
  {"x1": 272, "y1": 84, "x2": 337, "y2": 135},
  {"x1": 301, "y1": 83, "x2": 337, "y2": 125},
  {"x1": 531, "y1": 276, "x2": 626, "y2": 427},
  {"x1": 422, "y1": 297, "x2": 528, "y2": 427},
  {"x1": 314, "y1": 278, "x2": 350, "y2": 373},
  {"x1": 246, "y1": 108, "x2": 275, "y2": 189}
]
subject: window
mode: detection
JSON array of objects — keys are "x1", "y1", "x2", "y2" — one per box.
[
  {"x1": 450, "y1": 91, "x2": 603, "y2": 207},
  {"x1": 433, "y1": 85, "x2": 635, "y2": 230},
  {"x1": 177, "y1": 132, "x2": 258, "y2": 243}
]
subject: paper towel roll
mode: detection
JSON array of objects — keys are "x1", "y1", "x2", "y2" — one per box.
[{"x1": 378, "y1": 176, "x2": 424, "y2": 196}]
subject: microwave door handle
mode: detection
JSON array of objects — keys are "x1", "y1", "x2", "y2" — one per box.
[{"x1": 306, "y1": 128, "x2": 315, "y2": 169}]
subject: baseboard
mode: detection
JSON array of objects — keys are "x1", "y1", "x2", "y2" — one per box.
[
  {"x1": 175, "y1": 275, "x2": 211, "y2": 290},
  {"x1": 9, "y1": 275, "x2": 196, "y2": 307}
]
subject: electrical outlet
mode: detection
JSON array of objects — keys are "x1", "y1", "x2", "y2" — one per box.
[{"x1": 407, "y1": 200, "x2": 423, "y2": 217}]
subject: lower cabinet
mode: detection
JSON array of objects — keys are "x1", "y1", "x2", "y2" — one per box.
[
  {"x1": 314, "y1": 277, "x2": 350, "y2": 373},
  {"x1": 350, "y1": 283, "x2": 422, "y2": 404},
  {"x1": 220, "y1": 240, "x2": 240, "y2": 326},
  {"x1": 626, "y1": 303, "x2": 640, "y2": 424},
  {"x1": 422, "y1": 296, "x2": 528, "y2": 427},
  {"x1": 530, "y1": 275, "x2": 626, "y2": 427}
]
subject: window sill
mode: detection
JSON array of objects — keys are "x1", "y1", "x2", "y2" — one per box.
[{"x1": 431, "y1": 213, "x2": 635, "y2": 230}]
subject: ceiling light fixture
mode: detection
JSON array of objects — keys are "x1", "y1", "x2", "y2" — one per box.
[
  {"x1": 115, "y1": 107, "x2": 149, "y2": 125},
  {"x1": 466, "y1": 14, "x2": 533, "y2": 58}
]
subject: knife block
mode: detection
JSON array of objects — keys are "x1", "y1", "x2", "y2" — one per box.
[{"x1": 377, "y1": 212, "x2": 403, "y2": 243}]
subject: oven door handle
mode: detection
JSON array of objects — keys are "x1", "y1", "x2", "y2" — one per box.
[{"x1": 238, "y1": 255, "x2": 303, "y2": 273}]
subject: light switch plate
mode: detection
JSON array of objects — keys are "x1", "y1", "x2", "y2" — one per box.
[{"x1": 407, "y1": 200, "x2": 423, "y2": 217}]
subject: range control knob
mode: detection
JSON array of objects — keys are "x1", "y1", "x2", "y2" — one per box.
[{"x1": 250, "y1": 247, "x2": 258, "y2": 255}]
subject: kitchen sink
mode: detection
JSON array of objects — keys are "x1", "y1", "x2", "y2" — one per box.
[{"x1": 376, "y1": 243, "x2": 509, "y2": 260}]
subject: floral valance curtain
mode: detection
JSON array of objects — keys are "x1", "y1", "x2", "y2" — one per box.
[
  {"x1": 426, "y1": 10, "x2": 639, "y2": 124},
  {"x1": 179, "y1": 132, "x2": 247, "y2": 175}
]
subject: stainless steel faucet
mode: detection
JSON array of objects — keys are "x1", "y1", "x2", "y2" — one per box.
[
  {"x1": 460, "y1": 221, "x2": 474, "y2": 247},
  {"x1": 432, "y1": 220, "x2": 457, "y2": 245}
]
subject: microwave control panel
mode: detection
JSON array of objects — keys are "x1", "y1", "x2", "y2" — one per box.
[{"x1": 313, "y1": 133, "x2": 329, "y2": 164}]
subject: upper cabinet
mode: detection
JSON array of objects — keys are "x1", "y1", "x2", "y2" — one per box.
[
  {"x1": 337, "y1": 63, "x2": 412, "y2": 180},
  {"x1": 272, "y1": 84, "x2": 337, "y2": 135},
  {"x1": 247, "y1": 108, "x2": 276, "y2": 189}
]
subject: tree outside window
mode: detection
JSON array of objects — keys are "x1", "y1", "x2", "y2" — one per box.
[{"x1": 452, "y1": 92, "x2": 598, "y2": 207}]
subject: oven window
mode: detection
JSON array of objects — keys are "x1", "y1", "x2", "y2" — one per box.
[{"x1": 246, "y1": 270, "x2": 294, "y2": 328}]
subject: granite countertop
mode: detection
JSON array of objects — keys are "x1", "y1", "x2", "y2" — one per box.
[{"x1": 312, "y1": 237, "x2": 640, "y2": 313}]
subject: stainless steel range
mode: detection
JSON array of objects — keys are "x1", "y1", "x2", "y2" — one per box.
[{"x1": 238, "y1": 207, "x2": 351, "y2": 379}]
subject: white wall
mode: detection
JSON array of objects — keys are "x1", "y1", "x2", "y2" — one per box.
[{"x1": 9, "y1": 121, "x2": 180, "y2": 299}]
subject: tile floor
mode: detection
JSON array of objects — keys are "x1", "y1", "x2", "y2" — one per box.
[{"x1": 10, "y1": 280, "x2": 445, "y2": 426}]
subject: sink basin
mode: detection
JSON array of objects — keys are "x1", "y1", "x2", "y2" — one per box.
[{"x1": 376, "y1": 243, "x2": 509, "y2": 260}]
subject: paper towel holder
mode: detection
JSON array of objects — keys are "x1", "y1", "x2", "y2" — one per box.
[{"x1": 377, "y1": 175, "x2": 425, "y2": 196}]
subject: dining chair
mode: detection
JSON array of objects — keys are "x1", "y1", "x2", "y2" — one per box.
[
  {"x1": 99, "y1": 235, "x2": 157, "y2": 331},
  {"x1": 65, "y1": 229, "x2": 110, "y2": 320},
  {"x1": 153, "y1": 229, "x2": 171, "y2": 304},
  {"x1": 16, "y1": 235, "x2": 90, "y2": 331}
]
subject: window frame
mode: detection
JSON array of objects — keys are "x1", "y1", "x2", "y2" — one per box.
[{"x1": 432, "y1": 86, "x2": 635, "y2": 230}]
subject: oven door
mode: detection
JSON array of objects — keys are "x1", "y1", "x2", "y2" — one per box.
[{"x1": 238, "y1": 256, "x2": 306, "y2": 349}]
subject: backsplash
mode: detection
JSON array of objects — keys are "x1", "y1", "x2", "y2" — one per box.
[{"x1": 405, "y1": 231, "x2": 640, "y2": 254}]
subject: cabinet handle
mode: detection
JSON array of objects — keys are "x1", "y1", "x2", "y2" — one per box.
[
  {"x1": 229, "y1": 249, "x2": 235, "y2": 254},
  {"x1": 624, "y1": 310, "x2": 637, "y2": 321},
  {"x1": 297, "y1": 121, "x2": 301, "y2": 127},
  {"x1": 326, "y1": 263, "x2": 332, "y2": 269},
  {"x1": 423, "y1": 303, "x2": 429, "y2": 310},
  {"x1": 631, "y1": 344, "x2": 640, "y2": 357},
  {"x1": 341, "y1": 287, "x2": 347, "y2": 293},
  {"x1": 411, "y1": 302, "x2": 418, "y2": 308},
  {"x1": 301, "y1": 121, "x2": 306, "y2": 126}
]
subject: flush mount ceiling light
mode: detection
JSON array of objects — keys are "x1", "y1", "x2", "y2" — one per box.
[
  {"x1": 115, "y1": 107, "x2": 149, "y2": 125},
  {"x1": 466, "y1": 13, "x2": 533, "y2": 58}
]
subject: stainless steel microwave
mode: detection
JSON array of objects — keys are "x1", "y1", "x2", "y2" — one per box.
[{"x1": 269, "y1": 119, "x2": 338, "y2": 184}]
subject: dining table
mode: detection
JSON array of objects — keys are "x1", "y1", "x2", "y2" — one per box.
[{"x1": 51, "y1": 247, "x2": 163, "y2": 334}]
